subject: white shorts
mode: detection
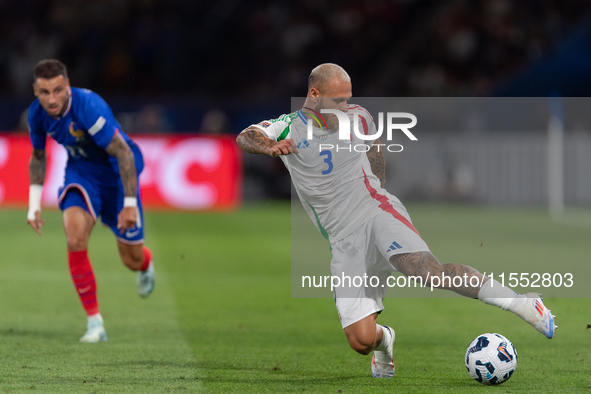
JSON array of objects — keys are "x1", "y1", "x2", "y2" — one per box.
[{"x1": 332, "y1": 196, "x2": 430, "y2": 328}]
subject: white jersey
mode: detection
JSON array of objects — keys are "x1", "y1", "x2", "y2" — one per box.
[{"x1": 249, "y1": 105, "x2": 390, "y2": 242}]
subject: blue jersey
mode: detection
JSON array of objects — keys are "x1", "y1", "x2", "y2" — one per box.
[{"x1": 28, "y1": 87, "x2": 143, "y2": 183}]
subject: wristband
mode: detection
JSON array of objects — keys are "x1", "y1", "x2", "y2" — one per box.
[
  {"x1": 123, "y1": 197, "x2": 138, "y2": 208},
  {"x1": 27, "y1": 184, "x2": 43, "y2": 221}
]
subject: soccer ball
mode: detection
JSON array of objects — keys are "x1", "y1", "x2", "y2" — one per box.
[{"x1": 465, "y1": 333, "x2": 518, "y2": 385}]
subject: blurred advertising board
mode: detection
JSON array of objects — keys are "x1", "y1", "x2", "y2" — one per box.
[{"x1": 0, "y1": 134, "x2": 242, "y2": 210}]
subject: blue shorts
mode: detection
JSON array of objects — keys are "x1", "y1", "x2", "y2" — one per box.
[{"x1": 58, "y1": 167, "x2": 144, "y2": 245}]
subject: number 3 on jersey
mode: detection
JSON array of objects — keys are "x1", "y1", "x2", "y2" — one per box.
[{"x1": 319, "y1": 150, "x2": 333, "y2": 175}]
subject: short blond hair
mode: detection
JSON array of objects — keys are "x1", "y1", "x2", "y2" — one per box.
[{"x1": 308, "y1": 63, "x2": 350, "y2": 91}]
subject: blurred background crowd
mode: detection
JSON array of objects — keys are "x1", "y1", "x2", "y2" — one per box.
[
  {"x1": 2, "y1": 0, "x2": 591, "y2": 104},
  {"x1": 1, "y1": 0, "x2": 591, "y2": 202}
]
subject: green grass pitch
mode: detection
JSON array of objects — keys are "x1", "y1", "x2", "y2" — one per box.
[{"x1": 1, "y1": 202, "x2": 590, "y2": 393}]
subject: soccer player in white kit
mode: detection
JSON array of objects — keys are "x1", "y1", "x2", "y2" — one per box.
[{"x1": 236, "y1": 63, "x2": 556, "y2": 378}]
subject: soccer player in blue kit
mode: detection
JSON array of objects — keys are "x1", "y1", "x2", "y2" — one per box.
[{"x1": 26, "y1": 59, "x2": 155, "y2": 343}]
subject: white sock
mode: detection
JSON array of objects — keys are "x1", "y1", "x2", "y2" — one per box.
[
  {"x1": 478, "y1": 279, "x2": 522, "y2": 311},
  {"x1": 374, "y1": 325, "x2": 388, "y2": 352},
  {"x1": 88, "y1": 313, "x2": 103, "y2": 324}
]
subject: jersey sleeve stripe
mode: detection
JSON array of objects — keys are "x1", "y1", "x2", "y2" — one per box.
[
  {"x1": 349, "y1": 104, "x2": 374, "y2": 122},
  {"x1": 297, "y1": 110, "x2": 308, "y2": 124},
  {"x1": 277, "y1": 125, "x2": 290, "y2": 142},
  {"x1": 360, "y1": 116, "x2": 369, "y2": 135}
]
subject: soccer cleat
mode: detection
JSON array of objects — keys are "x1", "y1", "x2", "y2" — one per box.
[
  {"x1": 137, "y1": 260, "x2": 155, "y2": 298},
  {"x1": 80, "y1": 319, "x2": 107, "y2": 343},
  {"x1": 511, "y1": 292, "x2": 556, "y2": 339},
  {"x1": 372, "y1": 325, "x2": 396, "y2": 378}
]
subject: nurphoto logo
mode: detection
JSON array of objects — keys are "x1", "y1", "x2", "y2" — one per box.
[{"x1": 306, "y1": 109, "x2": 418, "y2": 152}]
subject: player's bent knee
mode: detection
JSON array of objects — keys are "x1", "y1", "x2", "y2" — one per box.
[
  {"x1": 120, "y1": 254, "x2": 143, "y2": 270},
  {"x1": 345, "y1": 329, "x2": 376, "y2": 355},
  {"x1": 118, "y1": 243, "x2": 144, "y2": 271},
  {"x1": 347, "y1": 336, "x2": 374, "y2": 355},
  {"x1": 66, "y1": 234, "x2": 89, "y2": 251},
  {"x1": 63, "y1": 208, "x2": 93, "y2": 251},
  {"x1": 343, "y1": 313, "x2": 380, "y2": 355}
]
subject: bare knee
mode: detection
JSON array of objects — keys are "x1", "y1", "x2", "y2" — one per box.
[
  {"x1": 63, "y1": 207, "x2": 93, "y2": 251},
  {"x1": 66, "y1": 233, "x2": 88, "y2": 251},
  {"x1": 121, "y1": 254, "x2": 142, "y2": 270},
  {"x1": 344, "y1": 321, "x2": 379, "y2": 355},
  {"x1": 347, "y1": 334, "x2": 375, "y2": 355}
]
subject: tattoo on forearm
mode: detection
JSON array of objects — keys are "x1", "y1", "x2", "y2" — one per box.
[
  {"x1": 367, "y1": 138, "x2": 386, "y2": 187},
  {"x1": 105, "y1": 134, "x2": 137, "y2": 197},
  {"x1": 29, "y1": 149, "x2": 47, "y2": 185},
  {"x1": 236, "y1": 128, "x2": 276, "y2": 155},
  {"x1": 390, "y1": 252, "x2": 484, "y2": 298}
]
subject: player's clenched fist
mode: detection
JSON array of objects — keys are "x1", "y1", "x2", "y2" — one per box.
[{"x1": 269, "y1": 139, "x2": 299, "y2": 157}]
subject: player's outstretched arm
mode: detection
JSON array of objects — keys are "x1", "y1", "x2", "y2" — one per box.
[
  {"x1": 27, "y1": 148, "x2": 46, "y2": 235},
  {"x1": 105, "y1": 133, "x2": 138, "y2": 233},
  {"x1": 367, "y1": 137, "x2": 386, "y2": 187},
  {"x1": 236, "y1": 127, "x2": 298, "y2": 157}
]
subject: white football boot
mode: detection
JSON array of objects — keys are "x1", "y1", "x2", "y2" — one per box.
[
  {"x1": 80, "y1": 318, "x2": 107, "y2": 343},
  {"x1": 371, "y1": 325, "x2": 396, "y2": 378},
  {"x1": 511, "y1": 292, "x2": 556, "y2": 339},
  {"x1": 137, "y1": 260, "x2": 155, "y2": 298}
]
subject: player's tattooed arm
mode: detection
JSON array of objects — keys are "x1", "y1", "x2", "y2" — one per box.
[
  {"x1": 236, "y1": 127, "x2": 298, "y2": 157},
  {"x1": 105, "y1": 133, "x2": 137, "y2": 197},
  {"x1": 367, "y1": 137, "x2": 386, "y2": 187},
  {"x1": 236, "y1": 127, "x2": 276, "y2": 155},
  {"x1": 29, "y1": 148, "x2": 47, "y2": 184}
]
